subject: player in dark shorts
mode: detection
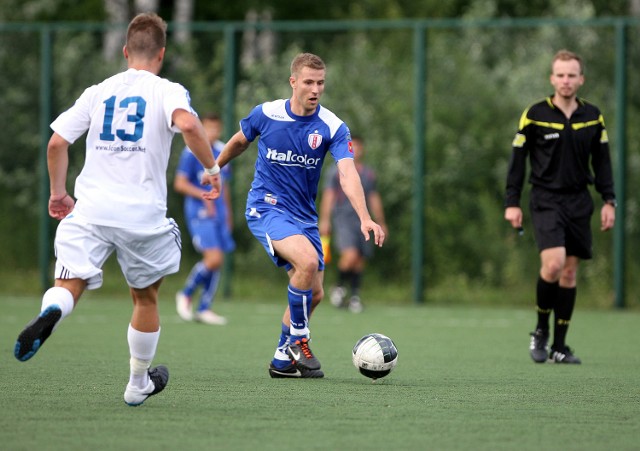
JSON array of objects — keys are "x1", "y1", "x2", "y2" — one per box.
[
  {"x1": 319, "y1": 136, "x2": 387, "y2": 313},
  {"x1": 504, "y1": 50, "x2": 616, "y2": 364}
]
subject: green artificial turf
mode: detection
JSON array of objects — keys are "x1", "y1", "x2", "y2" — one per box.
[{"x1": 1, "y1": 294, "x2": 638, "y2": 450}]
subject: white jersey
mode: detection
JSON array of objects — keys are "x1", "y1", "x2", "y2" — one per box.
[{"x1": 51, "y1": 68, "x2": 196, "y2": 228}]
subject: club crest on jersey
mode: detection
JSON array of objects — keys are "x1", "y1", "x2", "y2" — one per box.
[{"x1": 308, "y1": 133, "x2": 322, "y2": 150}]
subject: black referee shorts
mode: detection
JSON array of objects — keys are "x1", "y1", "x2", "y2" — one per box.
[{"x1": 529, "y1": 186, "x2": 594, "y2": 259}]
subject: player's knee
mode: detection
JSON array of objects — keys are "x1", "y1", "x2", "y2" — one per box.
[
  {"x1": 543, "y1": 260, "x2": 564, "y2": 279},
  {"x1": 560, "y1": 268, "x2": 577, "y2": 286},
  {"x1": 297, "y1": 258, "x2": 319, "y2": 277},
  {"x1": 203, "y1": 255, "x2": 223, "y2": 270}
]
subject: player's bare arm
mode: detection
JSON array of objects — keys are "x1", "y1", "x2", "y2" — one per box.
[
  {"x1": 601, "y1": 204, "x2": 615, "y2": 231},
  {"x1": 337, "y1": 158, "x2": 386, "y2": 247},
  {"x1": 367, "y1": 191, "x2": 388, "y2": 236},
  {"x1": 504, "y1": 206, "x2": 523, "y2": 229},
  {"x1": 173, "y1": 174, "x2": 217, "y2": 216},
  {"x1": 216, "y1": 131, "x2": 251, "y2": 168},
  {"x1": 172, "y1": 109, "x2": 221, "y2": 199},
  {"x1": 174, "y1": 173, "x2": 209, "y2": 199},
  {"x1": 318, "y1": 186, "x2": 335, "y2": 236},
  {"x1": 47, "y1": 132, "x2": 75, "y2": 220}
]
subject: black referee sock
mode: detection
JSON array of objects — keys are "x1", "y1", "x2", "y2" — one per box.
[
  {"x1": 338, "y1": 270, "x2": 351, "y2": 288},
  {"x1": 536, "y1": 276, "x2": 558, "y2": 333},
  {"x1": 350, "y1": 271, "x2": 362, "y2": 298},
  {"x1": 553, "y1": 286, "x2": 577, "y2": 350}
]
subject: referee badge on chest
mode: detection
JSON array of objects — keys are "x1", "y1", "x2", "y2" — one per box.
[{"x1": 308, "y1": 132, "x2": 322, "y2": 150}]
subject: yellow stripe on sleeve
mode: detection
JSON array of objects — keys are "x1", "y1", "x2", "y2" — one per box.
[{"x1": 512, "y1": 133, "x2": 526, "y2": 148}]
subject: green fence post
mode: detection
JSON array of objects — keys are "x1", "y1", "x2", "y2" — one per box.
[
  {"x1": 39, "y1": 25, "x2": 52, "y2": 293},
  {"x1": 613, "y1": 20, "x2": 627, "y2": 309},
  {"x1": 412, "y1": 23, "x2": 426, "y2": 304},
  {"x1": 221, "y1": 24, "x2": 238, "y2": 299}
]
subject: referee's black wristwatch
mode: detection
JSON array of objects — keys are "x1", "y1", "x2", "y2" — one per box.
[{"x1": 605, "y1": 199, "x2": 618, "y2": 208}]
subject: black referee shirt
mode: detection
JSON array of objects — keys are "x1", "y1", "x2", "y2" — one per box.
[{"x1": 505, "y1": 96, "x2": 616, "y2": 207}]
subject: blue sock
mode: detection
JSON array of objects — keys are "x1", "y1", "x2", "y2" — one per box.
[
  {"x1": 271, "y1": 323, "x2": 291, "y2": 368},
  {"x1": 197, "y1": 270, "x2": 220, "y2": 313},
  {"x1": 183, "y1": 262, "x2": 211, "y2": 297},
  {"x1": 277, "y1": 322, "x2": 290, "y2": 348},
  {"x1": 288, "y1": 284, "x2": 312, "y2": 338}
]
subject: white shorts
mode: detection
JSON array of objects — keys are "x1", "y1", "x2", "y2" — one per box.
[{"x1": 53, "y1": 215, "x2": 182, "y2": 290}]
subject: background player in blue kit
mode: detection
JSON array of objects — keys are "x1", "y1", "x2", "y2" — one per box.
[
  {"x1": 216, "y1": 52, "x2": 386, "y2": 378},
  {"x1": 175, "y1": 113, "x2": 235, "y2": 325}
]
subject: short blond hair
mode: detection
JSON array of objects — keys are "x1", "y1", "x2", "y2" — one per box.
[
  {"x1": 551, "y1": 49, "x2": 584, "y2": 74},
  {"x1": 290, "y1": 53, "x2": 326, "y2": 76}
]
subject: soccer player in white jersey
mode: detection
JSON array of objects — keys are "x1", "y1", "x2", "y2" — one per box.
[
  {"x1": 216, "y1": 53, "x2": 386, "y2": 378},
  {"x1": 13, "y1": 13, "x2": 222, "y2": 406}
]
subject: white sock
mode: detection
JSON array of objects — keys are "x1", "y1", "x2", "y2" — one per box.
[
  {"x1": 129, "y1": 357, "x2": 152, "y2": 389},
  {"x1": 41, "y1": 287, "x2": 75, "y2": 331},
  {"x1": 127, "y1": 324, "x2": 160, "y2": 388}
]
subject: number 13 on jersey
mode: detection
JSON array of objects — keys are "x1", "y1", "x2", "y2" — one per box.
[{"x1": 100, "y1": 95, "x2": 147, "y2": 142}]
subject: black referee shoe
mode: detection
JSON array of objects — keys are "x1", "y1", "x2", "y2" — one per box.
[
  {"x1": 549, "y1": 346, "x2": 582, "y2": 364},
  {"x1": 529, "y1": 329, "x2": 549, "y2": 363}
]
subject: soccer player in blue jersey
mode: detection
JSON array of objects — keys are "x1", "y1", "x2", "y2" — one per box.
[
  {"x1": 175, "y1": 113, "x2": 235, "y2": 325},
  {"x1": 216, "y1": 52, "x2": 386, "y2": 378}
]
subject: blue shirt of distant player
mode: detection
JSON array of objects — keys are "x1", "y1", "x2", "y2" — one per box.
[
  {"x1": 176, "y1": 141, "x2": 231, "y2": 224},
  {"x1": 241, "y1": 98, "x2": 353, "y2": 224}
]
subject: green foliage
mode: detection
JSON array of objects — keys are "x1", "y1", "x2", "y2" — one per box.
[
  {"x1": 2, "y1": 0, "x2": 629, "y2": 23},
  {"x1": 0, "y1": 0, "x2": 104, "y2": 22},
  {"x1": 1, "y1": 6, "x2": 639, "y2": 307}
]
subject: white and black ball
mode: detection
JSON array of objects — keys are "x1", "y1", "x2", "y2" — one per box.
[{"x1": 352, "y1": 333, "x2": 398, "y2": 379}]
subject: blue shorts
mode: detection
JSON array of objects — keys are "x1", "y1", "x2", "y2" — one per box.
[
  {"x1": 186, "y1": 216, "x2": 235, "y2": 253},
  {"x1": 246, "y1": 206, "x2": 325, "y2": 272}
]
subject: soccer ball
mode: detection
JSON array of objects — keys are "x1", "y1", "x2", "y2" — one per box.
[{"x1": 352, "y1": 333, "x2": 398, "y2": 379}]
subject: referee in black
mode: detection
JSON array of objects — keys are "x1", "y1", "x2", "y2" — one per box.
[{"x1": 504, "y1": 49, "x2": 616, "y2": 364}]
